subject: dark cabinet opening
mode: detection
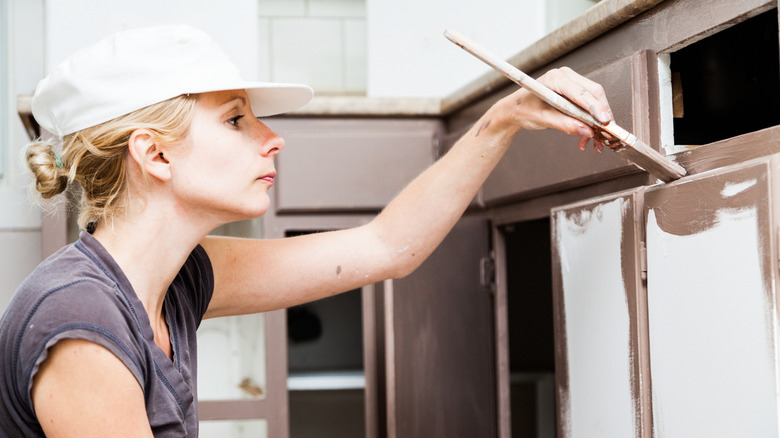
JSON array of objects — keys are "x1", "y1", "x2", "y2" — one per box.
[
  {"x1": 502, "y1": 218, "x2": 557, "y2": 438},
  {"x1": 670, "y1": 8, "x2": 780, "y2": 146},
  {"x1": 285, "y1": 232, "x2": 365, "y2": 438}
]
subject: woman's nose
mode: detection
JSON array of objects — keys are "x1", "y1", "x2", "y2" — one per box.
[{"x1": 255, "y1": 119, "x2": 285, "y2": 157}]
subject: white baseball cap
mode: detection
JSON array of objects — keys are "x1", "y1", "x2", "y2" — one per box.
[{"x1": 32, "y1": 25, "x2": 314, "y2": 137}]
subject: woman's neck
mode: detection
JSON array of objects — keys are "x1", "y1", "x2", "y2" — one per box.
[{"x1": 90, "y1": 202, "x2": 216, "y2": 335}]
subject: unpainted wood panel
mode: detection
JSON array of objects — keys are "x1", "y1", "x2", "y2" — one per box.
[
  {"x1": 484, "y1": 52, "x2": 650, "y2": 205},
  {"x1": 551, "y1": 188, "x2": 648, "y2": 437},
  {"x1": 265, "y1": 118, "x2": 441, "y2": 212},
  {"x1": 644, "y1": 157, "x2": 779, "y2": 437}
]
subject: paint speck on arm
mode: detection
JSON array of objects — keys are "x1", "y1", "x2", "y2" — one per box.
[
  {"x1": 336, "y1": 265, "x2": 342, "y2": 276},
  {"x1": 475, "y1": 120, "x2": 491, "y2": 137}
]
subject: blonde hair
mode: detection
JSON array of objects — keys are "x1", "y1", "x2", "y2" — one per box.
[{"x1": 25, "y1": 94, "x2": 198, "y2": 231}]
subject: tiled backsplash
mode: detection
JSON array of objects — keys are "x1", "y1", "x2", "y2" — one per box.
[{"x1": 259, "y1": 0, "x2": 367, "y2": 95}]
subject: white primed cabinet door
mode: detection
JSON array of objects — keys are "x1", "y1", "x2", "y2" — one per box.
[
  {"x1": 644, "y1": 157, "x2": 780, "y2": 437},
  {"x1": 551, "y1": 188, "x2": 651, "y2": 438}
]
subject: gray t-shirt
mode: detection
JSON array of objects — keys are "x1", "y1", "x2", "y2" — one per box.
[{"x1": 0, "y1": 231, "x2": 214, "y2": 436}]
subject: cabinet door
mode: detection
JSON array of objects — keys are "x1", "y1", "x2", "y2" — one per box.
[
  {"x1": 265, "y1": 118, "x2": 441, "y2": 213},
  {"x1": 385, "y1": 216, "x2": 496, "y2": 437},
  {"x1": 551, "y1": 189, "x2": 651, "y2": 437},
  {"x1": 644, "y1": 157, "x2": 780, "y2": 437},
  {"x1": 483, "y1": 50, "x2": 658, "y2": 204}
]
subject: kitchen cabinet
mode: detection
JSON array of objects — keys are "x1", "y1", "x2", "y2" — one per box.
[
  {"x1": 17, "y1": 1, "x2": 780, "y2": 436},
  {"x1": 192, "y1": 0, "x2": 780, "y2": 436}
]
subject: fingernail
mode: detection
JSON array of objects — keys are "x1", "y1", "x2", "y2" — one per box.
[{"x1": 599, "y1": 112, "x2": 612, "y2": 123}]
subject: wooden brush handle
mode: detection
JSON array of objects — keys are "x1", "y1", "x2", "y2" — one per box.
[
  {"x1": 444, "y1": 29, "x2": 601, "y2": 128},
  {"x1": 444, "y1": 28, "x2": 687, "y2": 182}
]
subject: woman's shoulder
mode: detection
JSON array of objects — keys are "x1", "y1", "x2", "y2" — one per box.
[
  {"x1": 10, "y1": 240, "x2": 121, "y2": 311},
  {"x1": 0, "y1": 243, "x2": 151, "y2": 436},
  {"x1": 1, "y1": 236, "x2": 146, "y2": 374}
]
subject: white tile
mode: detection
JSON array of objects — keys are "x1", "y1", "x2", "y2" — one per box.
[
  {"x1": 309, "y1": 0, "x2": 366, "y2": 18},
  {"x1": 258, "y1": 0, "x2": 306, "y2": 17},
  {"x1": 343, "y1": 19, "x2": 366, "y2": 93},
  {"x1": 271, "y1": 18, "x2": 344, "y2": 92}
]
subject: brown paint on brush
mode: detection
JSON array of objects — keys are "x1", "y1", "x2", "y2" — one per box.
[{"x1": 613, "y1": 136, "x2": 686, "y2": 182}]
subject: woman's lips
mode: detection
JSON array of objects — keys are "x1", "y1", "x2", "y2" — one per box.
[{"x1": 259, "y1": 172, "x2": 276, "y2": 184}]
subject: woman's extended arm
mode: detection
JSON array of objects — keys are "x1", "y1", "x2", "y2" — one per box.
[{"x1": 202, "y1": 67, "x2": 612, "y2": 318}]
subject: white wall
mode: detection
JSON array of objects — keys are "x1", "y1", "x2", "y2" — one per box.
[
  {"x1": 44, "y1": 0, "x2": 260, "y2": 78},
  {"x1": 258, "y1": 0, "x2": 366, "y2": 94},
  {"x1": 365, "y1": 0, "x2": 600, "y2": 98},
  {"x1": 366, "y1": 0, "x2": 546, "y2": 98},
  {"x1": 546, "y1": 0, "x2": 601, "y2": 34},
  {"x1": 0, "y1": 0, "x2": 44, "y2": 307}
]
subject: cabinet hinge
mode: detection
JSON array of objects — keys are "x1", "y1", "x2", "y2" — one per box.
[
  {"x1": 480, "y1": 252, "x2": 496, "y2": 289},
  {"x1": 640, "y1": 241, "x2": 648, "y2": 281}
]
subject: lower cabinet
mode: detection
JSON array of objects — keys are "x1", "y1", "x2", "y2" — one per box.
[
  {"x1": 548, "y1": 155, "x2": 780, "y2": 437},
  {"x1": 270, "y1": 218, "x2": 498, "y2": 438}
]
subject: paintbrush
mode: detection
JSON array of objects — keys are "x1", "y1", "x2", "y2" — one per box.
[{"x1": 444, "y1": 29, "x2": 686, "y2": 182}]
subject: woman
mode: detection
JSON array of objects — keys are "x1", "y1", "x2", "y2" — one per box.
[{"x1": 0, "y1": 25, "x2": 612, "y2": 436}]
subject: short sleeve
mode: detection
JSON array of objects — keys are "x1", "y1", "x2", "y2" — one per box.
[{"x1": 15, "y1": 280, "x2": 146, "y2": 414}]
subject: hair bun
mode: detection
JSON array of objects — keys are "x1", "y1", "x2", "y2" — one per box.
[{"x1": 25, "y1": 140, "x2": 68, "y2": 199}]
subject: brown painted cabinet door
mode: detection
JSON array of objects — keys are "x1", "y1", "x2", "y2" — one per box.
[
  {"x1": 483, "y1": 50, "x2": 658, "y2": 205},
  {"x1": 387, "y1": 216, "x2": 496, "y2": 438},
  {"x1": 644, "y1": 156, "x2": 780, "y2": 437},
  {"x1": 550, "y1": 189, "x2": 651, "y2": 438},
  {"x1": 265, "y1": 118, "x2": 441, "y2": 213}
]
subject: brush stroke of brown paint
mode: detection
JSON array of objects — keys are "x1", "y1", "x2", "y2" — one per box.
[{"x1": 551, "y1": 190, "x2": 648, "y2": 437}]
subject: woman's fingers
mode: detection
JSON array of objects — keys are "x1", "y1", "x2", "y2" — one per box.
[{"x1": 539, "y1": 67, "x2": 613, "y2": 124}]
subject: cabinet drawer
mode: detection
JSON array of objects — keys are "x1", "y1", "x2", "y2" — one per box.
[{"x1": 265, "y1": 118, "x2": 441, "y2": 212}]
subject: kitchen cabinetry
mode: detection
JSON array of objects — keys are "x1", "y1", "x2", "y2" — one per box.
[
  {"x1": 22, "y1": 0, "x2": 776, "y2": 436},
  {"x1": 243, "y1": 2, "x2": 780, "y2": 436}
]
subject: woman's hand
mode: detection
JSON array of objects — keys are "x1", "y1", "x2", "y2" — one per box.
[{"x1": 491, "y1": 66, "x2": 614, "y2": 152}]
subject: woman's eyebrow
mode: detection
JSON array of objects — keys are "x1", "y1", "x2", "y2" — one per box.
[{"x1": 220, "y1": 95, "x2": 247, "y2": 109}]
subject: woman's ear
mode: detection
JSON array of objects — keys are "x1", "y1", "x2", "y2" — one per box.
[{"x1": 127, "y1": 129, "x2": 171, "y2": 182}]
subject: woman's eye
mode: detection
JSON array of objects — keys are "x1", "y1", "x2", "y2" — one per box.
[{"x1": 228, "y1": 115, "x2": 245, "y2": 127}]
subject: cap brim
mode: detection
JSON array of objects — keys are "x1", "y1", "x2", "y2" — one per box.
[{"x1": 244, "y1": 83, "x2": 314, "y2": 117}]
